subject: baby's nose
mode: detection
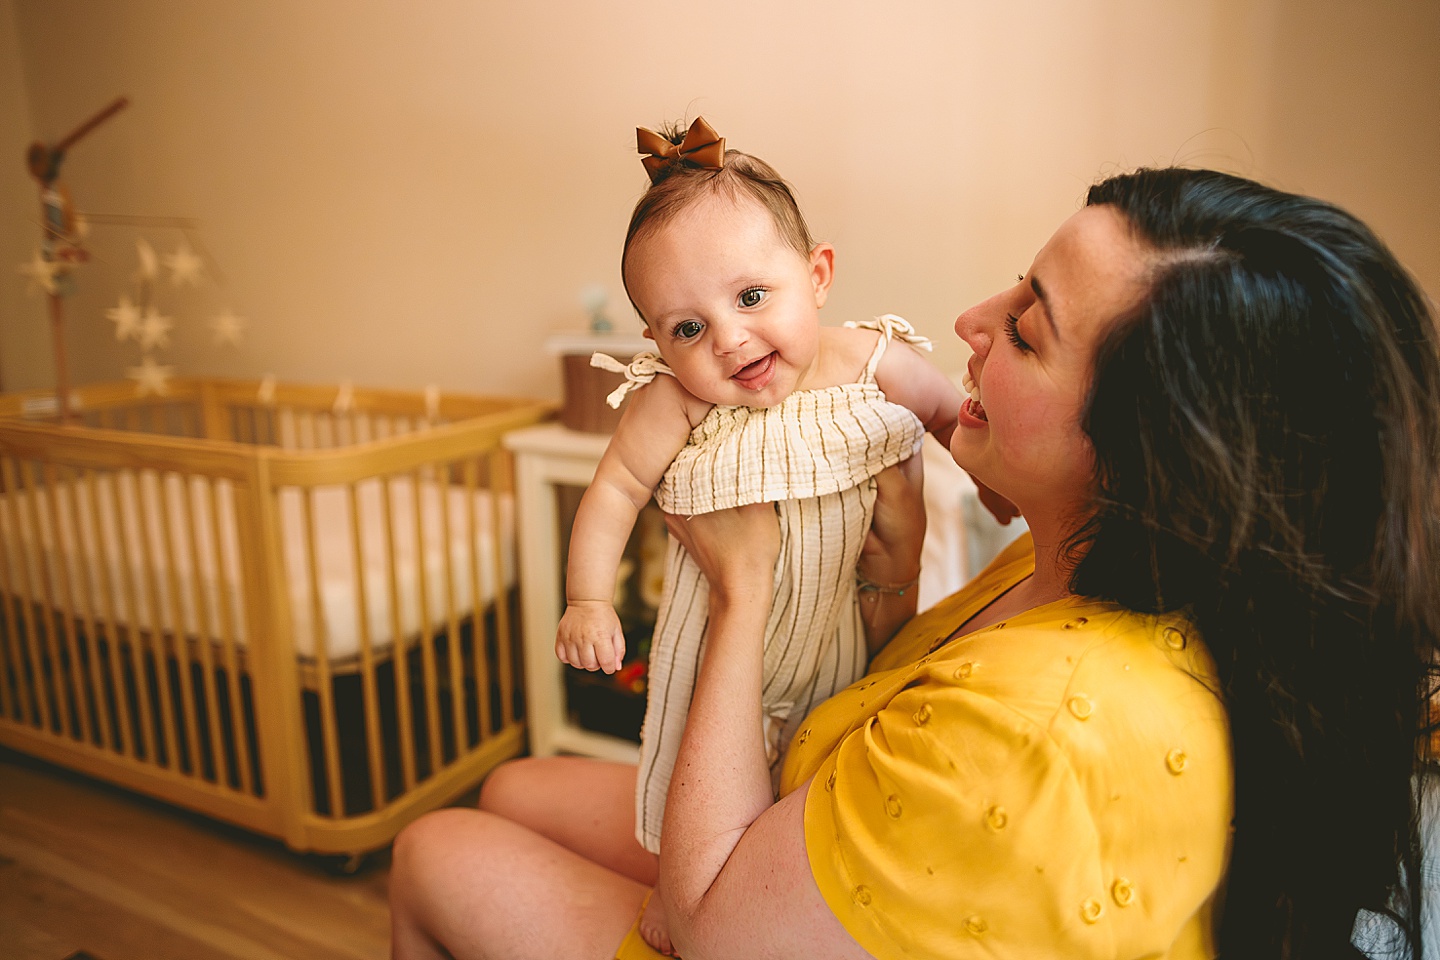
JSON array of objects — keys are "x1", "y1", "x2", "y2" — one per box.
[{"x1": 710, "y1": 320, "x2": 749, "y2": 353}]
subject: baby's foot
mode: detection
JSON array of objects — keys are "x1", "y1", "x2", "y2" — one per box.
[{"x1": 640, "y1": 892, "x2": 677, "y2": 957}]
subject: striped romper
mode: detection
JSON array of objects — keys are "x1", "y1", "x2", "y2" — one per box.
[{"x1": 615, "y1": 315, "x2": 929, "y2": 854}]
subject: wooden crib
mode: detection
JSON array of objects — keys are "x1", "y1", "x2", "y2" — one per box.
[{"x1": 0, "y1": 378, "x2": 553, "y2": 859}]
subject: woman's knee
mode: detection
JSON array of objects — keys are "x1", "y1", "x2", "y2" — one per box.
[
  {"x1": 478, "y1": 755, "x2": 550, "y2": 816},
  {"x1": 392, "y1": 807, "x2": 474, "y2": 886}
]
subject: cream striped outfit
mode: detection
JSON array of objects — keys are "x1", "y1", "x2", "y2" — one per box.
[{"x1": 601, "y1": 315, "x2": 930, "y2": 854}]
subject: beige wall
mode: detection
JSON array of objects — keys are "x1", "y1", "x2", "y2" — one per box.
[
  {"x1": 3, "y1": 0, "x2": 1436, "y2": 398},
  {"x1": 1, "y1": 0, "x2": 42, "y2": 391}
]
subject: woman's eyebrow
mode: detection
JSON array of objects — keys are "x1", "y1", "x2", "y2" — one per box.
[{"x1": 1030, "y1": 275, "x2": 1063, "y2": 343}]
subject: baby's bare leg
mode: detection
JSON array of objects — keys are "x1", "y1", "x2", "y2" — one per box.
[{"x1": 640, "y1": 889, "x2": 677, "y2": 956}]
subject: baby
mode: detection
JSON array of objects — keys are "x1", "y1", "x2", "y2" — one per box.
[{"x1": 556, "y1": 117, "x2": 962, "y2": 954}]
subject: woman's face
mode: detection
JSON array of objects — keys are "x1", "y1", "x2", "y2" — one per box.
[{"x1": 950, "y1": 204, "x2": 1152, "y2": 525}]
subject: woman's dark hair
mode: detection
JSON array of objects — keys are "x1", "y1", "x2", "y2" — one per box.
[{"x1": 1072, "y1": 167, "x2": 1440, "y2": 956}]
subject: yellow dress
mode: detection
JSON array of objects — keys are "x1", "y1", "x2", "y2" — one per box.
[
  {"x1": 616, "y1": 535, "x2": 1234, "y2": 959},
  {"x1": 787, "y1": 535, "x2": 1233, "y2": 958}
]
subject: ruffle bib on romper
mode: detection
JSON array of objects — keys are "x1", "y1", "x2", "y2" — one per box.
[
  {"x1": 595, "y1": 314, "x2": 933, "y2": 854},
  {"x1": 593, "y1": 314, "x2": 932, "y2": 515}
]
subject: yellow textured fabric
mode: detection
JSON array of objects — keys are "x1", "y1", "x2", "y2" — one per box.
[{"x1": 781, "y1": 534, "x2": 1234, "y2": 959}]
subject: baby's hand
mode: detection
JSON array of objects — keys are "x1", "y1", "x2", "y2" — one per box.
[{"x1": 556, "y1": 601, "x2": 627, "y2": 674}]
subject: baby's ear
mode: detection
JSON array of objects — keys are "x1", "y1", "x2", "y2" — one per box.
[{"x1": 810, "y1": 243, "x2": 835, "y2": 308}]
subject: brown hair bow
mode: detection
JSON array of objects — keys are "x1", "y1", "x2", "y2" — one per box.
[{"x1": 636, "y1": 116, "x2": 725, "y2": 183}]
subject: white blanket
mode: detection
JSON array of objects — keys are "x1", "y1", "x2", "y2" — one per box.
[{"x1": 0, "y1": 474, "x2": 514, "y2": 660}]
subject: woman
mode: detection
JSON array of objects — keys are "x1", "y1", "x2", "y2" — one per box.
[{"x1": 389, "y1": 168, "x2": 1440, "y2": 958}]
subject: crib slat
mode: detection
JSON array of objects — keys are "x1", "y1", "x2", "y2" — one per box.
[
  {"x1": 462, "y1": 459, "x2": 492, "y2": 739},
  {"x1": 181, "y1": 475, "x2": 227, "y2": 786},
  {"x1": 22, "y1": 460, "x2": 69, "y2": 731},
  {"x1": 347, "y1": 482, "x2": 387, "y2": 812},
  {"x1": 156, "y1": 472, "x2": 203, "y2": 774},
  {"x1": 207, "y1": 478, "x2": 253, "y2": 795},
  {"x1": 43, "y1": 464, "x2": 98, "y2": 743},
  {"x1": 0, "y1": 562, "x2": 14, "y2": 722},
  {"x1": 411, "y1": 469, "x2": 443, "y2": 775},
  {"x1": 3, "y1": 458, "x2": 51, "y2": 730},
  {"x1": 59, "y1": 467, "x2": 112, "y2": 750},
  {"x1": 0, "y1": 460, "x2": 32, "y2": 725},
  {"x1": 84, "y1": 470, "x2": 136, "y2": 760},
  {"x1": 7, "y1": 460, "x2": 60, "y2": 731},
  {"x1": 437, "y1": 462, "x2": 466, "y2": 756},
  {"x1": 299, "y1": 487, "x2": 346, "y2": 817},
  {"x1": 129, "y1": 470, "x2": 183, "y2": 770},
  {"x1": 106, "y1": 471, "x2": 159, "y2": 764},
  {"x1": 379, "y1": 474, "x2": 417, "y2": 791},
  {"x1": 488, "y1": 449, "x2": 518, "y2": 728}
]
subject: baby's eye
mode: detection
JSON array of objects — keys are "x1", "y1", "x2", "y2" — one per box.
[
  {"x1": 675, "y1": 320, "x2": 704, "y2": 341},
  {"x1": 738, "y1": 287, "x2": 766, "y2": 308}
]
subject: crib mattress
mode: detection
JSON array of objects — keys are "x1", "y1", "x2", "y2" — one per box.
[{"x1": 0, "y1": 474, "x2": 514, "y2": 660}]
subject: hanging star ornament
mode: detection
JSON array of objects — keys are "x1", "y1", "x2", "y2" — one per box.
[
  {"x1": 135, "y1": 238, "x2": 158, "y2": 280},
  {"x1": 106, "y1": 293, "x2": 142, "y2": 341},
  {"x1": 210, "y1": 308, "x2": 247, "y2": 346},
  {"x1": 137, "y1": 308, "x2": 174, "y2": 350},
  {"x1": 164, "y1": 240, "x2": 204, "y2": 286},
  {"x1": 18, "y1": 249, "x2": 60, "y2": 296},
  {"x1": 127, "y1": 356, "x2": 175, "y2": 396}
]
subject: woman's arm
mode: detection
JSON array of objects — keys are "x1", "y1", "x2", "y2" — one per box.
[{"x1": 658, "y1": 506, "x2": 874, "y2": 959}]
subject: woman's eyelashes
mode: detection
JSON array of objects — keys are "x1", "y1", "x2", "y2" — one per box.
[
  {"x1": 738, "y1": 287, "x2": 767, "y2": 308},
  {"x1": 1004, "y1": 313, "x2": 1032, "y2": 353},
  {"x1": 674, "y1": 319, "x2": 705, "y2": 341}
]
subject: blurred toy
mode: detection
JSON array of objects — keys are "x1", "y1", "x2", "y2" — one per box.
[{"x1": 21, "y1": 95, "x2": 129, "y2": 419}]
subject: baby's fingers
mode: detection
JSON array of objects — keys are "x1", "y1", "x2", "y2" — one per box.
[{"x1": 557, "y1": 639, "x2": 602, "y2": 672}]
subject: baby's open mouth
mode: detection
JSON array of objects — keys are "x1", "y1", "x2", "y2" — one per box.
[{"x1": 732, "y1": 353, "x2": 776, "y2": 387}]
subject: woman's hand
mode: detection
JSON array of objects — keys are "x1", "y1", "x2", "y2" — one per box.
[
  {"x1": 664, "y1": 503, "x2": 780, "y2": 602},
  {"x1": 969, "y1": 472, "x2": 1022, "y2": 525},
  {"x1": 861, "y1": 457, "x2": 927, "y2": 584},
  {"x1": 858, "y1": 458, "x2": 927, "y2": 653}
]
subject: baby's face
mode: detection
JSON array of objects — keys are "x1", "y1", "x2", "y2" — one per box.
[{"x1": 624, "y1": 193, "x2": 829, "y2": 408}]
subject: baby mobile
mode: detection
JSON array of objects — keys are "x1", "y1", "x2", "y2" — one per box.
[{"x1": 18, "y1": 96, "x2": 246, "y2": 420}]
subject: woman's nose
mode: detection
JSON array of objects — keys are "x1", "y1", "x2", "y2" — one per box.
[{"x1": 954, "y1": 302, "x2": 995, "y2": 358}]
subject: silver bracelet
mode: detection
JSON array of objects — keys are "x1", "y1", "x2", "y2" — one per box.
[{"x1": 855, "y1": 574, "x2": 920, "y2": 597}]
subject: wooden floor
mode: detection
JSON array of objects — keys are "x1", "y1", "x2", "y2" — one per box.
[{"x1": 0, "y1": 746, "x2": 403, "y2": 960}]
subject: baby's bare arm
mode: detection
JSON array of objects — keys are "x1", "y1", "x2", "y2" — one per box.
[
  {"x1": 559, "y1": 378, "x2": 705, "y2": 672},
  {"x1": 872, "y1": 338, "x2": 963, "y2": 448}
]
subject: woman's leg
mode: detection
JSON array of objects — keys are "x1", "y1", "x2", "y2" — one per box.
[
  {"x1": 390, "y1": 756, "x2": 656, "y2": 959},
  {"x1": 478, "y1": 756, "x2": 658, "y2": 885},
  {"x1": 389, "y1": 806, "x2": 648, "y2": 960}
]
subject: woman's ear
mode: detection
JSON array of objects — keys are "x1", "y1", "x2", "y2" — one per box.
[{"x1": 809, "y1": 243, "x2": 835, "y2": 308}]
